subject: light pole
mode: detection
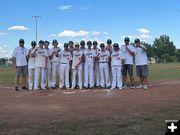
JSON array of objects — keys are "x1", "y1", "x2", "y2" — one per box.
[{"x1": 32, "y1": 16, "x2": 41, "y2": 43}]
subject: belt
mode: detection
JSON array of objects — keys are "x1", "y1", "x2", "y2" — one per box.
[
  {"x1": 99, "y1": 62, "x2": 107, "y2": 63},
  {"x1": 60, "y1": 62, "x2": 68, "y2": 64}
]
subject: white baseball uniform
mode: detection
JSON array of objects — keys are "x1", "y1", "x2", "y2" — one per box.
[
  {"x1": 49, "y1": 47, "x2": 60, "y2": 87},
  {"x1": 98, "y1": 50, "x2": 110, "y2": 88},
  {"x1": 58, "y1": 50, "x2": 72, "y2": 88},
  {"x1": 34, "y1": 48, "x2": 48, "y2": 90},
  {"x1": 111, "y1": 50, "x2": 125, "y2": 89},
  {"x1": 93, "y1": 48, "x2": 100, "y2": 87},
  {"x1": 84, "y1": 49, "x2": 95, "y2": 88},
  {"x1": 71, "y1": 50, "x2": 83, "y2": 89},
  {"x1": 28, "y1": 48, "x2": 35, "y2": 90},
  {"x1": 44, "y1": 48, "x2": 52, "y2": 88}
]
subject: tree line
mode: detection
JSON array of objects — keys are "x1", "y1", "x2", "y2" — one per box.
[{"x1": 138, "y1": 35, "x2": 179, "y2": 63}]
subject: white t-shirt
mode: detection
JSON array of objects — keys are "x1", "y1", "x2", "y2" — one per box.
[
  {"x1": 98, "y1": 50, "x2": 110, "y2": 63},
  {"x1": 84, "y1": 49, "x2": 95, "y2": 63},
  {"x1": 12, "y1": 46, "x2": 29, "y2": 66},
  {"x1": 121, "y1": 44, "x2": 135, "y2": 65},
  {"x1": 111, "y1": 50, "x2": 125, "y2": 66},
  {"x1": 49, "y1": 47, "x2": 61, "y2": 62},
  {"x1": 72, "y1": 50, "x2": 83, "y2": 70},
  {"x1": 135, "y1": 45, "x2": 148, "y2": 66},
  {"x1": 28, "y1": 48, "x2": 35, "y2": 69},
  {"x1": 35, "y1": 48, "x2": 48, "y2": 68},
  {"x1": 58, "y1": 50, "x2": 72, "y2": 64}
]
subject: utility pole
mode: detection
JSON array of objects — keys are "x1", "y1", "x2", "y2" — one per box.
[{"x1": 32, "y1": 16, "x2": 41, "y2": 43}]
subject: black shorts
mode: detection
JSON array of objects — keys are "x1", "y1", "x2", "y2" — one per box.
[
  {"x1": 136, "y1": 65, "x2": 148, "y2": 77},
  {"x1": 122, "y1": 64, "x2": 133, "y2": 76}
]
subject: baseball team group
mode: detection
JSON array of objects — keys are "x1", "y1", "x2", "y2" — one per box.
[{"x1": 12, "y1": 37, "x2": 149, "y2": 91}]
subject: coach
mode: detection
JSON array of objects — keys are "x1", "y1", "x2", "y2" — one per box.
[{"x1": 12, "y1": 39, "x2": 29, "y2": 91}]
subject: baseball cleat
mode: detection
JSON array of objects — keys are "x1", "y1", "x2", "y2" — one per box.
[
  {"x1": 143, "y1": 85, "x2": 148, "y2": 90},
  {"x1": 136, "y1": 85, "x2": 143, "y2": 89}
]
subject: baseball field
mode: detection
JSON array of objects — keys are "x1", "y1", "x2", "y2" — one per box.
[{"x1": 0, "y1": 63, "x2": 180, "y2": 135}]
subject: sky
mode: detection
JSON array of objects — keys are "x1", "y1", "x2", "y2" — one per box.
[{"x1": 0, "y1": 0, "x2": 180, "y2": 58}]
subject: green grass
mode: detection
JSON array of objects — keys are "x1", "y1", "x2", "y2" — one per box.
[
  {"x1": 1, "y1": 102, "x2": 180, "y2": 135},
  {"x1": 0, "y1": 63, "x2": 180, "y2": 85}
]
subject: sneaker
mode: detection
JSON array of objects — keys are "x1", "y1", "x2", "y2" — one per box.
[
  {"x1": 118, "y1": 87, "x2": 122, "y2": 90},
  {"x1": 29, "y1": 88, "x2": 33, "y2": 91},
  {"x1": 22, "y1": 86, "x2": 28, "y2": 90},
  {"x1": 136, "y1": 84, "x2": 143, "y2": 89},
  {"x1": 15, "y1": 86, "x2": 19, "y2": 91},
  {"x1": 131, "y1": 85, "x2": 135, "y2": 89},
  {"x1": 122, "y1": 85, "x2": 127, "y2": 89},
  {"x1": 111, "y1": 87, "x2": 115, "y2": 90},
  {"x1": 34, "y1": 88, "x2": 39, "y2": 91},
  {"x1": 71, "y1": 87, "x2": 75, "y2": 90},
  {"x1": 41, "y1": 87, "x2": 46, "y2": 90},
  {"x1": 143, "y1": 85, "x2": 148, "y2": 90}
]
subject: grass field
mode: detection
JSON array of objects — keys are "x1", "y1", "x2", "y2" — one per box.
[
  {"x1": 0, "y1": 63, "x2": 180, "y2": 135},
  {"x1": 0, "y1": 63, "x2": 180, "y2": 85}
]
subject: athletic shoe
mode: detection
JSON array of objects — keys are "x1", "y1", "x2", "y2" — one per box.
[
  {"x1": 71, "y1": 87, "x2": 75, "y2": 90},
  {"x1": 118, "y1": 87, "x2": 122, "y2": 90},
  {"x1": 143, "y1": 85, "x2": 148, "y2": 90},
  {"x1": 29, "y1": 88, "x2": 33, "y2": 91},
  {"x1": 15, "y1": 86, "x2": 19, "y2": 91},
  {"x1": 131, "y1": 85, "x2": 135, "y2": 89},
  {"x1": 111, "y1": 87, "x2": 115, "y2": 90},
  {"x1": 41, "y1": 87, "x2": 46, "y2": 90},
  {"x1": 22, "y1": 86, "x2": 28, "y2": 90},
  {"x1": 34, "y1": 88, "x2": 39, "y2": 91},
  {"x1": 136, "y1": 85, "x2": 143, "y2": 89},
  {"x1": 122, "y1": 85, "x2": 127, "y2": 89},
  {"x1": 66, "y1": 87, "x2": 70, "y2": 90}
]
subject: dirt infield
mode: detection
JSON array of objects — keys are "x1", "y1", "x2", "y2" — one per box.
[{"x1": 0, "y1": 80, "x2": 180, "y2": 134}]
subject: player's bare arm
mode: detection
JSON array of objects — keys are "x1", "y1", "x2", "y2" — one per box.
[{"x1": 125, "y1": 46, "x2": 135, "y2": 56}]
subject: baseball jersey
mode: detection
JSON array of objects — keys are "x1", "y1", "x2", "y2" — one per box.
[
  {"x1": 84, "y1": 49, "x2": 96, "y2": 63},
  {"x1": 49, "y1": 47, "x2": 61, "y2": 62},
  {"x1": 111, "y1": 50, "x2": 125, "y2": 66},
  {"x1": 72, "y1": 50, "x2": 83, "y2": 70},
  {"x1": 45, "y1": 48, "x2": 51, "y2": 69},
  {"x1": 98, "y1": 50, "x2": 110, "y2": 63},
  {"x1": 28, "y1": 48, "x2": 35, "y2": 69},
  {"x1": 135, "y1": 45, "x2": 148, "y2": 66},
  {"x1": 121, "y1": 44, "x2": 135, "y2": 65},
  {"x1": 35, "y1": 48, "x2": 48, "y2": 68},
  {"x1": 80, "y1": 47, "x2": 86, "y2": 55},
  {"x1": 12, "y1": 46, "x2": 29, "y2": 66},
  {"x1": 58, "y1": 50, "x2": 72, "y2": 64}
]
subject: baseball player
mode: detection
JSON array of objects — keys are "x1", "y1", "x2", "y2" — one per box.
[
  {"x1": 33, "y1": 40, "x2": 48, "y2": 90},
  {"x1": 49, "y1": 39, "x2": 61, "y2": 88},
  {"x1": 71, "y1": 42, "x2": 83, "y2": 89},
  {"x1": 110, "y1": 43, "x2": 125, "y2": 90},
  {"x1": 97, "y1": 43, "x2": 110, "y2": 88},
  {"x1": 80, "y1": 40, "x2": 86, "y2": 85},
  {"x1": 57, "y1": 43, "x2": 72, "y2": 89},
  {"x1": 84, "y1": 41, "x2": 95, "y2": 89},
  {"x1": 44, "y1": 41, "x2": 52, "y2": 89},
  {"x1": 134, "y1": 39, "x2": 148, "y2": 90},
  {"x1": 12, "y1": 39, "x2": 29, "y2": 91},
  {"x1": 106, "y1": 39, "x2": 113, "y2": 86},
  {"x1": 27, "y1": 41, "x2": 36, "y2": 90},
  {"x1": 121, "y1": 37, "x2": 135, "y2": 89},
  {"x1": 93, "y1": 41, "x2": 100, "y2": 88},
  {"x1": 68, "y1": 41, "x2": 75, "y2": 88}
]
